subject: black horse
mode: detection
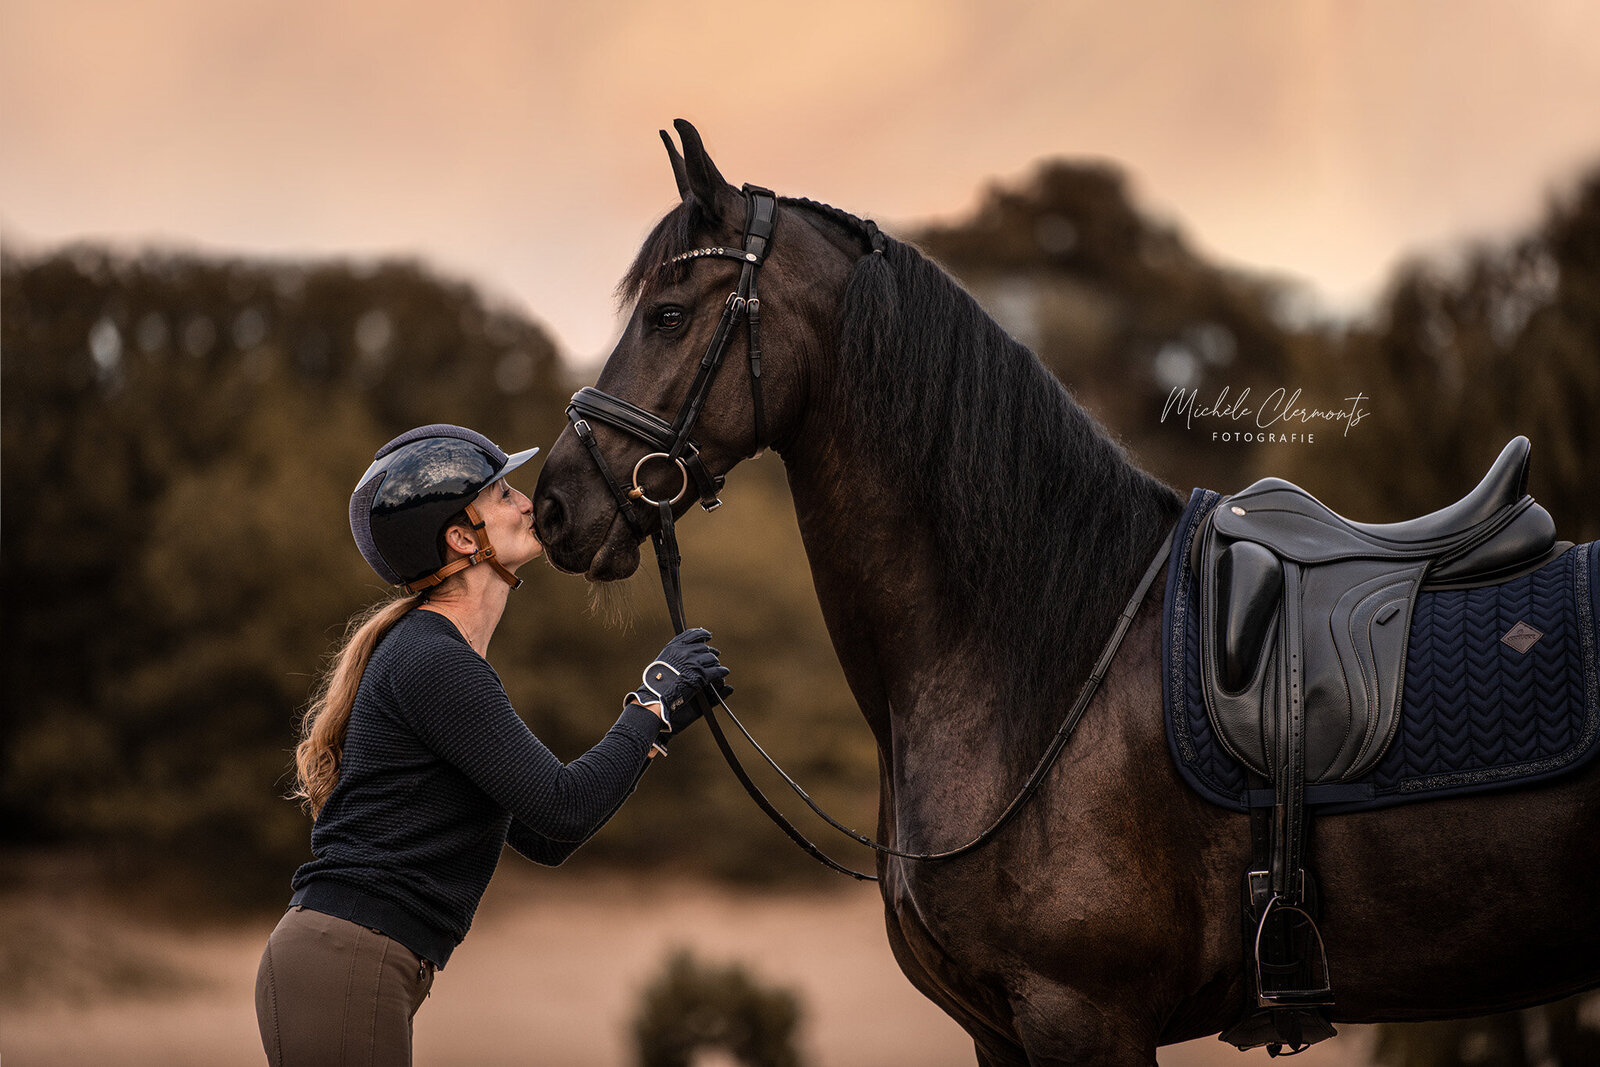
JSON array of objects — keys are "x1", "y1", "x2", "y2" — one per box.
[{"x1": 532, "y1": 121, "x2": 1600, "y2": 1065}]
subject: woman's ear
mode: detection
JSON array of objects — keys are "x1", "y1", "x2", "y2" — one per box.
[{"x1": 442, "y1": 523, "x2": 480, "y2": 558}]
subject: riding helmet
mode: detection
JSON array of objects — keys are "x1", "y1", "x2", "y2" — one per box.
[{"x1": 350, "y1": 424, "x2": 539, "y2": 588}]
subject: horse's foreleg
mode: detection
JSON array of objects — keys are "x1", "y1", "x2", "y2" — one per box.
[
  {"x1": 1009, "y1": 985, "x2": 1159, "y2": 1067},
  {"x1": 884, "y1": 896, "x2": 1031, "y2": 1064}
]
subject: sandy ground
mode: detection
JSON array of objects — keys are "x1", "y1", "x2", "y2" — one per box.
[{"x1": 0, "y1": 866, "x2": 1373, "y2": 1066}]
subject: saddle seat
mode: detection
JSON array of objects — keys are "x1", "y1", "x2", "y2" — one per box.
[
  {"x1": 1254, "y1": 434, "x2": 1530, "y2": 547},
  {"x1": 1195, "y1": 436, "x2": 1561, "y2": 786}
]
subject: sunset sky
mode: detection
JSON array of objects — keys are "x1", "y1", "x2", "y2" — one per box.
[{"x1": 4, "y1": 0, "x2": 1598, "y2": 365}]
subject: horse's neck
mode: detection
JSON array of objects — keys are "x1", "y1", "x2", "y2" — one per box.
[
  {"x1": 781, "y1": 399, "x2": 1179, "y2": 848},
  {"x1": 784, "y1": 428, "x2": 1152, "y2": 755},
  {"x1": 782, "y1": 444, "x2": 917, "y2": 749}
]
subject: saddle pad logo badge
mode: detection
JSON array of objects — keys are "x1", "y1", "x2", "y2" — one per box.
[{"x1": 1500, "y1": 620, "x2": 1544, "y2": 654}]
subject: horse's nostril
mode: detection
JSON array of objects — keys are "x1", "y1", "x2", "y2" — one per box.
[{"x1": 535, "y1": 492, "x2": 566, "y2": 542}]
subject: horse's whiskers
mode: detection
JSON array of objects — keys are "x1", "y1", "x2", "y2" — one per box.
[{"x1": 586, "y1": 576, "x2": 639, "y2": 630}]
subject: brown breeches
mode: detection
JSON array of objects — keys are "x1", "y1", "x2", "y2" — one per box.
[{"x1": 255, "y1": 906, "x2": 435, "y2": 1066}]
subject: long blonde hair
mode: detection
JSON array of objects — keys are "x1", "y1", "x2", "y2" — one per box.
[{"x1": 292, "y1": 592, "x2": 424, "y2": 817}]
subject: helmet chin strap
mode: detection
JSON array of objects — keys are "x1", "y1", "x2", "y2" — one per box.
[{"x1": 402, "y1": 503, "x2": 523, "y2": 594}]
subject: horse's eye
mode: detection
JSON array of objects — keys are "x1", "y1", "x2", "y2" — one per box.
[{"x1": 654, "y1": 306, "x2": 686, "y2": 332}]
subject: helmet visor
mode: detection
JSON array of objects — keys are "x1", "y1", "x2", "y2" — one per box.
[{"x1": 495, "y1": 445, "x2": 540, "y2": 486}]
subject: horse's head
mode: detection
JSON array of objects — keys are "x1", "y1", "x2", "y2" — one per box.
[{"x1": 534, "y1": 120, "x2": 862, "y2": 580}]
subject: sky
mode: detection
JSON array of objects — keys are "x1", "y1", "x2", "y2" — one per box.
[{"x1": 4, "y1": 0, "x2": 1598, "y2": 367}]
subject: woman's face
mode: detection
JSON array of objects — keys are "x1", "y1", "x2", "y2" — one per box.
[{"x1": 476, "y1": 477, "x2": 543, "y2": 570}]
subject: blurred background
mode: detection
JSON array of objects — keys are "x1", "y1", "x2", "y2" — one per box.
[{"x1": 3, "y1": 1, "x2": 1599, "y2": 1064}]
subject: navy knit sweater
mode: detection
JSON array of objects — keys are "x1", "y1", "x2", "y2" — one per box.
[{"x1": 290, "y1": 609, "x2": 664, "y2": 967}]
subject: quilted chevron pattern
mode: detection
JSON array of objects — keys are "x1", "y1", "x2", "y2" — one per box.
[{"x1": 1161, "y1": 490, "x2": 1600, "y2": 814}]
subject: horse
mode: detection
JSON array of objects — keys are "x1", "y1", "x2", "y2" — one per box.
[{"x1": 531, "y1": 120, "x2": 1600, "y2": 1065}]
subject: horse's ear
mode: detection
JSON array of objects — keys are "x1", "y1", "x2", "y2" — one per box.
[
  {"x1": 671, "y1": 118, "x2": 728, "y2": 222},
  {"x1": 660, "y1": 129, "x2": 690, "y2": 201}
]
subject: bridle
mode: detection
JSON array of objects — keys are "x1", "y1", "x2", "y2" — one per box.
[
  {"x1": 564, "y1": 185, "x2": 1172, "y2": 881},
  {"x1": 567, "y1": 183, "x2": 776, "y2": 628}
]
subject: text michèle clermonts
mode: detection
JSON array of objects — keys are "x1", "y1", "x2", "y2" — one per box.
[{"x1": 1161, "y1": 386, "x2": 1371, "y2": 441}]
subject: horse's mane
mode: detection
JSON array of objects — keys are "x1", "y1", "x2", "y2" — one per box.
[
  {"x1": 823, "y1": 211, "x2": 1183, "y2": 754},
  {"x1": 622, "y1": 194, "x2": 1183, "y2": 760}
]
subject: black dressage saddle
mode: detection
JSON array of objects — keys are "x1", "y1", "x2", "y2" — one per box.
[
  {"x1": 1195, "y1": 436, "x2": 1562, "y2": 788},
  {"x1": 1195, "y1": 438, "x2": 1565, "y2": 1053}
]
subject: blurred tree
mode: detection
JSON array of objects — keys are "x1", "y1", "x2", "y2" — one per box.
[
  {"x1": 1275, "y1": 170, "x2": 1600, "y2": 540},
  {"x1": 0, "y1": 244, "x2": 873, "y2": 903},
  {"x1": 0, "y1": 247, "x2": 572, "y2": 899},
  {"x1": 910, "y1": 160, "x2": 1306, "y2": 492}
]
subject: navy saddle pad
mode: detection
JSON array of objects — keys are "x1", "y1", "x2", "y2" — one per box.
[{"x1": 1163, "y1": 489, "x2": 1600, "y2": 814}]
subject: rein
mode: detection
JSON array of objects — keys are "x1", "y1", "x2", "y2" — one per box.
[{"x1": 566, "y1": 186, "x2": 1174, "y2": 881}]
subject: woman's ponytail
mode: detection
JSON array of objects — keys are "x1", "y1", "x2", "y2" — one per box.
[{"x1": 292, "y1": 593, "x2": 422, "y2": 818}]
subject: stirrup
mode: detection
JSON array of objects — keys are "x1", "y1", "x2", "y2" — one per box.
[{"x1": 1253, "y1": 884, "x2": 1334, "y2": 1008}]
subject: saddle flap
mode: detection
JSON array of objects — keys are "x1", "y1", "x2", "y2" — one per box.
[
  {"x1": 1196, "y1": 521, "x2": 1425, "y2": 786},
  {"x1": 1300, "y1": 563, "x2": 1420, "y2": 781}
]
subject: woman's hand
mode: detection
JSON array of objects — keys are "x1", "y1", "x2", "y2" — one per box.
[{"x1": 628, "y1": 628, "x2": 730, "y2": 741}]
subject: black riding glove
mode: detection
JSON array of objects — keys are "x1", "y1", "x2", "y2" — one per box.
[{"x1": 627, "y1": 628, "x2": 731, "y2": 749}]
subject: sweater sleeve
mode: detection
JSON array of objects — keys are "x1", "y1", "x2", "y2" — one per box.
[
  {"x1": 506, "y1": 764, "x2": 641, "y2": 865},
  {"x1": 505, "y1": 820, "x2": 576, "y2": 866},
  {"x1": 391, "y1": 640, "x2": 665, "y2": 844}
]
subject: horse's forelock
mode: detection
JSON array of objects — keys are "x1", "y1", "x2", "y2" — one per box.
[{"x1": 615, "y1": 201, "x2": 707, "y2": 309}]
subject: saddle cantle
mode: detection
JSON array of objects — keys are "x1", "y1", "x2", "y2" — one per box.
[{"x1": 1194, "y1": 437, "x2": 1563, "y2": 785}]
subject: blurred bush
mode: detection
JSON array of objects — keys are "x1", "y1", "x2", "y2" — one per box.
[
  {"x1": 1271, "y1": 170, "x2": 1600, "y2": 541},
  {"x1": 911, "y1": 158, "x2": 1303, "y2": 492},
  {"x1": 631, "y1": 948, "x2": 804, "y2": 1067}
]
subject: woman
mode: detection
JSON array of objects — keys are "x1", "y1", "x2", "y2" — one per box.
[{"x1": 255, "y1": 424, "x2": 726, "y2": 1065}]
